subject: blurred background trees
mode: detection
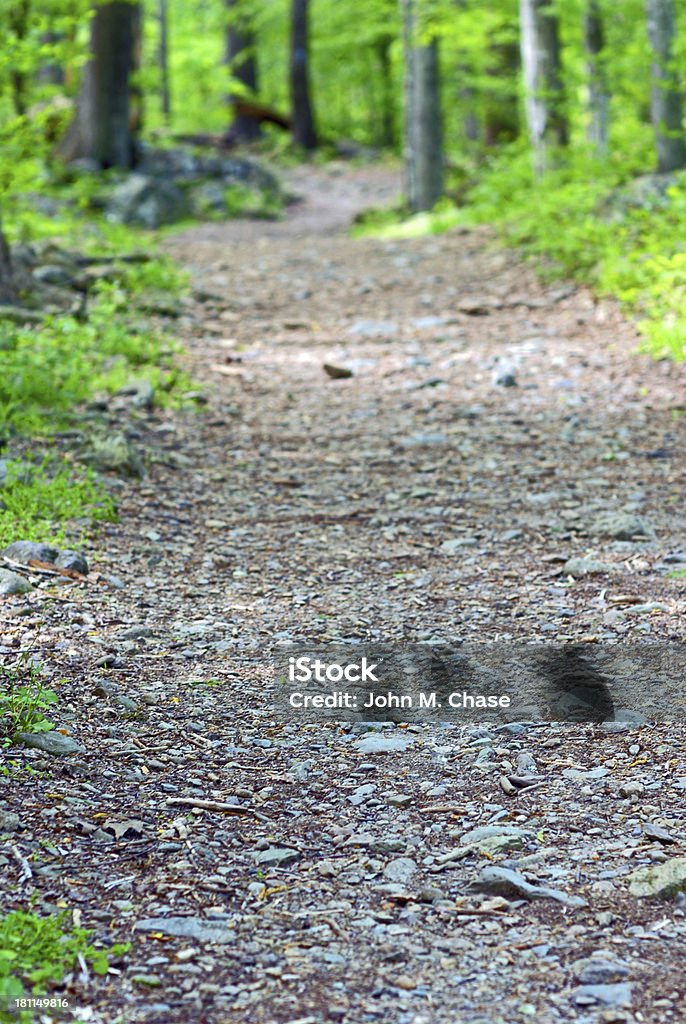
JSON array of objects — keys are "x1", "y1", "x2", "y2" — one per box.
[{"x1": 2, "y1": 0, "x2": 686, "y2": 232}]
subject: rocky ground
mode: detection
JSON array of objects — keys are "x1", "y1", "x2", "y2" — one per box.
[{"x1": 1, "y1": 161, "x2": 686, "y2": 1024}]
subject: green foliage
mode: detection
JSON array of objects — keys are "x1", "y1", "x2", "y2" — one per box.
[
  {"x1": 361, "y1": 133, "x2": 686, "y2": 361},
  {"x1": 0, "y1": 655, "x2": 57, "y2": 745},
  {"x1": 223, "y1": 180, "x2": 283, "y2": 219},
  {"x1": 0, "y1": 910, "x2": 129, "y2": 1021},
  {"x1": 463, "y1": 145, "x2": 686, "y2": 360},
  {"x1": 0, "y1": 459, "x2": 116, "y2": 550},
  {"x1": 0, "y1": 245, "x2": 188, "y2": 435}
]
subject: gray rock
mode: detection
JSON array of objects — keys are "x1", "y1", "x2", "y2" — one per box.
[
  {"x1": 355, "y1": 734, "x2": 414, "y2": 755},
  {"x1": 2, "y1": 540, "x2": 59, "y2": 565},
  {"x1": 32, "y1": 264, "x2": 76, "y2": 288},
  {"x1": 643, "y1": 822, "x2": 676, "y2": 844},
  {"x1": 0, "y1": 569, "x2": 32, "y2": 595},
  {"x1": 0, "y1": 810, "x2": 21, "y2": 833},
  {"x1": 54, "y1": 550, "x2": 89, "y2": 575},
  {"x1": 590, "y1": 512, "x2": 656, "y2": 541},
  {"x1": 349, "y1": 783, "x2": 376, "y2": 805},
  {"x1": 492, "y1": 363, "x2": 517, "y2": 387},
  {"x1": 85, "y1": 433, "x2": 144, "y2": 477},
  {"x1": 135, "y1": 916, "x2": 235, "y2": 944},
  {"x1": 347, "y1": 318, "x2": 397, "y2": 338},
  {"x1": 400, "y1": 432, "x2": 448, "y2": 448},
  {"x1": 564, "y1": 557, "x2": 618, "y2": 576},
  {"x1": 106, "y1": 174, "x2": 190, "y2": 229},
  {"x1": 515, "y1": 752, "x2": 537, "y2": 774},
  {"x1": 18, "y1": 731, "x2": 85, "y2": 755},
  {"x1": 116, "y1": 379, "x2": 155, "y2": 410},
  {"x1": 627, "y1": 856, "x2": 686, "y2": 898},
  {"x1": 190, "y1": 180, "x2": 229, "y2": 218},
  {"x1": 441, "y1": 538, "x2": 478, "y2": 554},
  {"x1": 460, "y1": 825, "x2": 532, "y2": 852},
  {"x1": 603, "y1": 173, "x2": 676, "y2": 219},
  {"x1": 383, "y1": 857, "x2": 418, "y2": 885},
  {"x1": 473, "y1": 866, "x2": 587, "y2": 907},
  {"x1": 571, "y1": 983, "x2": 633, "y2": 1008},
  {"x1": 254, "y1": 846, "x2": 300, "y2": 867},
  {"x1": 572, "y1": 956, "x2": 630, "y2": 985}
]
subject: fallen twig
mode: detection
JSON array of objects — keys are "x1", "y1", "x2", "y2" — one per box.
[{"x1": 9, "y1": 844, "x2": 33, "y2": 882}]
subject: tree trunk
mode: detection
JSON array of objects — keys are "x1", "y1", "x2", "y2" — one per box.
[
  {"x1": 401, "y1": 0, "x2": 444, "y2": 212},
  {"x1": 375, "y1": 36, "x2": 396, "y2": 148},
  {"x1": 519, "y1": 0, "x2": 568, "y2": 175},
  {"x1": 0, "y1": 221, "x2": 15, "y2": 305},
  {"x1": 585, "y1": 0, "x2": 609, "y2": 154},
  {"x1": 645, "y1": 0, "x2": 686, "y2": 172},
  {"x1": 9, "y1": 0, "x2": 30, "y2": 115},
  {"x1": 290, "y1": 0, "x2": 317, "y2": 150},
  {"x1": 158, "y1": 0, "x2": 171, "y2": 123},
  {"x1": 56, "y1": 1, "x2": 140, "y2": 169},
  {"x1": 225, "y1": 0, "x2": 262, "y2": 143}
]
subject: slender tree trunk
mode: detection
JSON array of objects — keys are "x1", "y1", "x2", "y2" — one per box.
[
  {"x1": 519, "y1": 0, "x2": 568, "y2": 175},
  {"x1": 401, "y1": 0, "x2": 444, "y2": 212},
  {"x1": 0, "y1": 221, "x2": 15, "y2": 305},
  {"x1": 584, "y1": 0, "x2": 609, "y2": 154},
  {"x1": 158, "y1": 0, "x2": 171, "y2": 123},
  {"x1": 56, "y1": 1, "x2": 140, "y2": 169},
  {"x1": 9, "y1": 0, "x2": 30, "y2": 115},
  {"x1": 225, "y1": 0, "x2": 262, "y2": 143},
  {"x1": 460, "y1": 79, "x2": 480, "y2": 145},
  {"x1": 645, "y1": 0, "x2": 686, "y2": 172},
  {"x1": 375, "y1": 36, "x2": 396, "y2": 148},
  {"x1": 290, "y1": 0, "x2": 317, "y2": 150}
]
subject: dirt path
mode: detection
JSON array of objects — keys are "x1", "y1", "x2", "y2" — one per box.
[{"x1": 3, "y1": 163, "x2": 686, "y2": 1024}]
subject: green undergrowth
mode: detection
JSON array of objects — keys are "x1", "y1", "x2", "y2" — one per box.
[
  {"x1": 0, "y1": 910, "x2": 129, "y2": 1022},
  {"x1": 0, "y1": 655, "x2": 57, "y2": 746},
  {"x1": 0, "y1": 205, "x2": 192, "y2": 548},
  {"x1": 2, "y1": 202, "x2": 191, "y2": 436},
  {"x1": 0, "y1": 459, "x2": 116, "y2": 550},
  {"x1": 357, "y1": 140, "x2": 686, "y2": 361}
]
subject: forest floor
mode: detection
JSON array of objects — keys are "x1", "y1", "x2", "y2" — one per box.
[{"x1": 2, "y1": 161, "x2": 686, "y2": 1024}]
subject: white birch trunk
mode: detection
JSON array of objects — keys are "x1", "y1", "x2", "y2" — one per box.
[{"x1": 519, "y1": 0, "x2": 568, "y2": 176}]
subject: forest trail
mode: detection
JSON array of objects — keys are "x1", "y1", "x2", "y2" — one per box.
[{"x1": 6, "y1": 163, "x2": 686, "y2": 1023}]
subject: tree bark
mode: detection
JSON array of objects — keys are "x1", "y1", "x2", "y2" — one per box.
[
  {"x1": 0, "y1": 221, "x2": 15, "y2": 305},
  {"x1": 225, "y1": 0, "x2": 262, "y2": 143},
  {"x1": 645, "y1": 0, "x2": 686, "y2": 172},
  {"x1": 519, "y1": 0, "x2": 568, "y2": 175},
  {"x1": 9, "y1": 0, "x2": 30, "y2": 115},
  {"x1": 290, "y1": 0, "x2": 317, "y2": 150},
  {"x1": 56, "y1": 1, "x2": 140, "y2": 169},
  {"x1": 158, "y1": 0, "x2": 171, "y2": 123},
  {"x1": 585, "y1": 0, "x2": 609, "y2": 154},
  {"x1": 375, "y1": 35, "x2": 396, "y2": 149},
  {"x1": 401, "y1": 0, "x2": 444, "y2": 212}
]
